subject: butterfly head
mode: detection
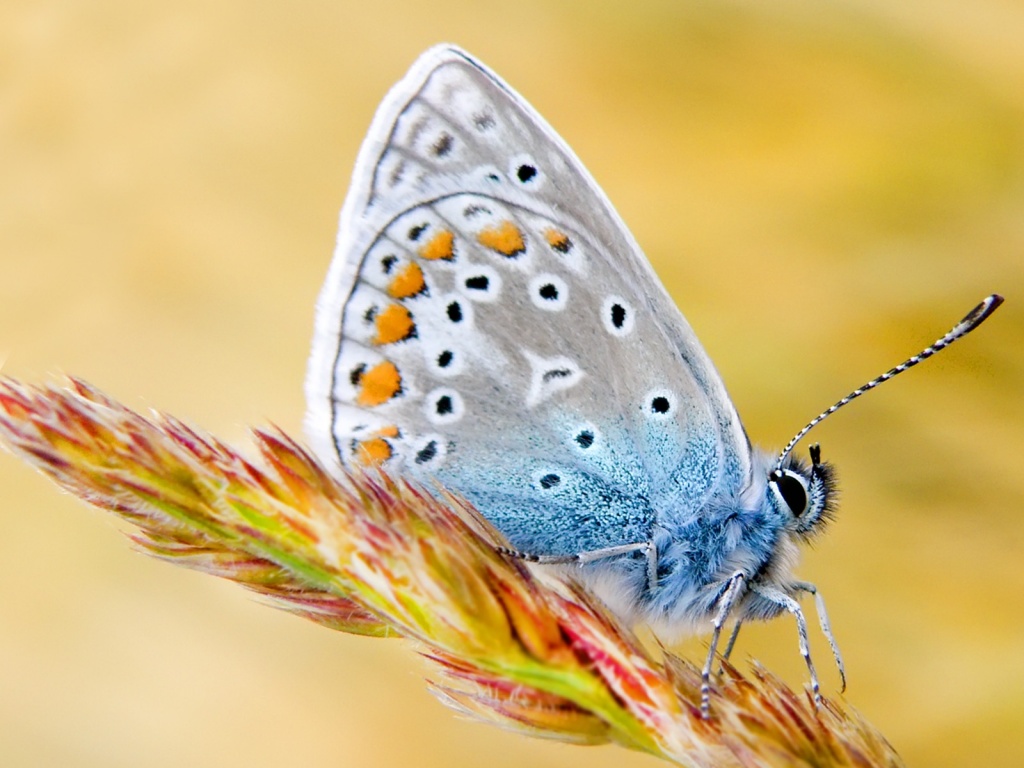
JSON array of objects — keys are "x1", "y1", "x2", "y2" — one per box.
[{"x1": 767, "y1": 443, "x2": 836, "y2": 538}]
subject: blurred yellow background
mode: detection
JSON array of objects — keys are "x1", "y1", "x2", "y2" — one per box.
[{"x1": 1, "y1": 2, "x2": 1021, "y2": 766}]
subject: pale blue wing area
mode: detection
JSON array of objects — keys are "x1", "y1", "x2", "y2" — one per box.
[{"x1": 306, "y1": 46, "x2": 755, "y2": 564}]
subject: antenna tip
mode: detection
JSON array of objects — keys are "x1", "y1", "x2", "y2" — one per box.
[{"x1": 962, "y1": 294, "x2": 1004, "y2": 331}]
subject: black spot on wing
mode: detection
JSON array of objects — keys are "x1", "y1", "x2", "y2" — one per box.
[
  {"x1": 539, "y1": 283, "x2": 558, "y2": 300},
  {"x1": 516, "y1": 164, "x2": 537, "y2": 183},
  {"x1": 415, "y1": 440, "x2": 438, "y2": 464},
  {"x1": 539, "y1": 473, "x2": 560, "y2": 489},
  {"x1": 575, "y1": 430, "x2": 594, "y2": 449},
  {"x1": 432, "y1": 132, "x2": 454, "y2": 157},
  {"x1": 611, "y1": 303, "x2": 627, "y2": 329},
  {"x1": 542, "y1": 368, "x2": 573, "y2": 383}
]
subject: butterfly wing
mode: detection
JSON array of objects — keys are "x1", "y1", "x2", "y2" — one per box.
[{"x1": 306, "y1": 45, "x2": 754, "y2": 558}]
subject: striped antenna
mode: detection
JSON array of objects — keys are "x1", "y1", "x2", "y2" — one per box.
[{"x1": 776, "y1": 294, "x2": 1004, "y2": 469}]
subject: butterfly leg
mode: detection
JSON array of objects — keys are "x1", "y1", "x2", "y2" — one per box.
[
  {"x1": 792, "y1": 581, "x2": 846, "y2": 692},
  {"x1": 498, "y1": 541, "x2": 658, "y2": 590},
  {"x1": 750, "y1": 583, "x2": 821, "y2": 707},
  {"x1": 701, "y1": 570, "x2": 746, "y2": 718},
  {"x1": 718, "y1": 617, "x2": 744, "y2": 676}
]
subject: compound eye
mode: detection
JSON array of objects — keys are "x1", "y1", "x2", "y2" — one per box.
[{"x1": 770, "y1": 469, "x2": 809, "y2": 517}]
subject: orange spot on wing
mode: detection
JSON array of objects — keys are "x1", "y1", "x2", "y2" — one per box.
[
  {"x1": 419, "y1": 229, "x2": 455, "y2": 260},
  {"x1": 387, "y1": 262, "x2": 425, "y2": 299},
  {"x1": 373, "y1": 304, "x2": 415, "y2": 345},
  {"x1": 544, "y1": 228, "x2": 572, "y2": 253},
  {"x1": 355, "y1": 437, "x2": 392, "y2": 465},
  {"x1": 356, "y1": 361, "x2": 402, "y2": 406},
  {"x1": 353, "y1": 424, "x2": 400, "y2": 465},
  {"x1": 477, "y1": 220, "x2": 525, "y2": 257}
]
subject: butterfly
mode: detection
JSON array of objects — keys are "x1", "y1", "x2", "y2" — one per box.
[{"x1": 303, "y1": 44, "x2": 1002, "y2": 714}]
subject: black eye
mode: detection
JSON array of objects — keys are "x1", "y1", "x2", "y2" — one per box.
[{"x1": 772, "y1": 470, "x2": 808, "y2": 516}]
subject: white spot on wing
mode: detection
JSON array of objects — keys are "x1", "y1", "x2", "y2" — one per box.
[
  {"x1": 529, "y1": 273, "x2": 568, "y2": 311},
  {"x1": 522, "y1": 350, "x2": 583, "y2": 408},
  {"x1": 508, "y1": 153, "x2": 545, "y2": 190},
  {"x1": 602, "y1": 295, "x2": 635, "y2": 337},
  {"x1": 411, "y1": 433, "x2": 447, "y2": 469},
  {"x1": 424, "y1": 387, "x2": 464, "y2": 424},
  {"x1": 456, "y1": 263, "x2": 502, "y2": 302},
  {"x1": 643, "y1": 388, "x2": 678, "y2": 420}
]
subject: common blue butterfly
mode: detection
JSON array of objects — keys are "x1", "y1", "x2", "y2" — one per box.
[{"x1": 304, "y1": 45, "x2": 1002, "y2": 714}]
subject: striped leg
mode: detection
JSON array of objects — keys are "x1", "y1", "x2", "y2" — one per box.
[
  {"x1": 751, "y1": 583, "x2": 821, "y2": 706},
  {"x1": 793, "y1": 580, "x2": 846, "y2": 692},
  {"x1": 701, "y1": 571, "x2": 746, "y2": 718},
  {"x1": 718, "y1": 617, "x2": 744, "y2": 676}
]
